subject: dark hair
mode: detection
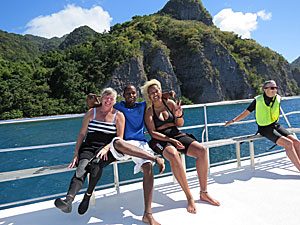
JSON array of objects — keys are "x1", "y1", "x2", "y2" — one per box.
[{"x1": 123, "y1": 84, "x2": 136, "y2": 95}]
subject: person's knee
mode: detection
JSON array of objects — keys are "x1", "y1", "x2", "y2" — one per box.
[
  {"x1": 75, "y1": 159, "x2": 89, "y2": 178},
  {"x1": 283, "y1": 139, "x2": 294, "y2": 150},
  {"x1": 142, "y1": 162, "x2": 153, "y2": 176},
  {"x1": 196, "y1": 149, "x2": 207, "y2": 158},
  {"x1": 89, "y1": 163, "x2": 101, "y2": 178},
  {"x1": 198, "y1": 144, "x2": 207, "y2": 155},
  {"x1": 189, "y1": 142, "x2": 207, "y2": 158},
  {"x1": 164, "y1": 147, "x2": 180, "y2": 160},
  {"x1": 113, "y1": 139, "x2": 126, "y2": 150},
  {"x1": 142, "y1": 162, "x2": 152, "y2": 170},
  {"x1": 292, "y1": 139, "x2": 300, "y2": 147}
]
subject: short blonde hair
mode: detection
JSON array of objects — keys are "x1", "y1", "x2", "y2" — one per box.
[
  {"x1": 141, "y1": 79, "x2": 162, "y2": 108},
  {"x1": 100, "y1": 87, "x2": 117, "y2": 105}
]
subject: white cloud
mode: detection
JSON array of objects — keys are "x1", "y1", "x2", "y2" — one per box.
[
  {"x1": 257, "y1": 10, "x2": 272, "y2": 20},
  {"x1": 213, "y1": 8, "x2": 272, "y2": 39},
  {"x1": 24, "y1": 4, "x2": 112, "y2": 38}
]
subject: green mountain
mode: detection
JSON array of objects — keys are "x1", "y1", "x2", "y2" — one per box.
[
  {"x1": 0, "y1": 0, "x2": 299, "y2": 119},
  {"x1": 291, "y1": 57, "x2": 300, "y2": 86},
  {"x1": 59, "y1": 25, "x2": 98, "y2": 50},
  {"x1": 0, "y1": 31, "x2": 43, "y2": 61},
  {"x1": 291, "y1": 56, "x2": 300, "y2": 70}
]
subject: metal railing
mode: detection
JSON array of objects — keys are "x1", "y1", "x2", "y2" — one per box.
[{"x1": 0, "y1": 96, "x2": 299, "y2": 209}]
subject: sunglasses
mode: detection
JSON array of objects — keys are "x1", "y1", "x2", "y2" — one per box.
[{"x1": 265, "y1": 87, "x2": 278, "y2": 90}]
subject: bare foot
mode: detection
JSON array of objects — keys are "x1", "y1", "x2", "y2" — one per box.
[
  {"x1": 200, "y1": 191, "x2": 220, "y2": 206},
  {"x1": 142, "y1": 212, "x2": 161, "y2": 225},
  {"x1": 187, "y1": 198, "x2": 197, "y2": 214},
  {"x1": 155, "y1": 157, "x2": 165, "y2": 174}
]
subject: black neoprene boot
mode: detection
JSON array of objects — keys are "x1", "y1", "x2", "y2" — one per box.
[
  {"x1": 78, "y1": 194, "x2": 91, "y2": 215},
  {"x1": 54, "y1": 195, "x2": 73, "y2": 213}
]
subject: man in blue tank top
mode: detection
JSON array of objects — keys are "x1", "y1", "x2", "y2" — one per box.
[{"x1": 114, "y1": 85, "x2": 171, "y2": 225}]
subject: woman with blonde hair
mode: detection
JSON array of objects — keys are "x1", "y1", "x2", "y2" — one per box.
[
  {"x1": 55, "y1": 87, "x2": 165, "y2": 215},
  {"x1": 141, "y1": 79, "x2": 220, "y2": 214}
]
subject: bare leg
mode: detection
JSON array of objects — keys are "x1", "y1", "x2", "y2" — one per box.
[
  {"x1": 141, "y1": 163, "x2": 161, "y2": 225},
  {"x1": 277, "y1": 136, "x2": 300, "y2": 171},
  {"x1": 287, "y1": 135, "x2": 300, "y2": 160},
  {"x1": 114, "y1": 139, "x2": 165, "y2": 173},
  {"x1": 163, "y1": 146, "x2": 196, "y2": 214},
  {"x1": 187, "y1": 141, "x2": 220, "y2": 206}
]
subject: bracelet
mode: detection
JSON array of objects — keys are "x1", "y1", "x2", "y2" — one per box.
[{"x1": 177, "y1": 112, "x2": 184, "y2": 118}]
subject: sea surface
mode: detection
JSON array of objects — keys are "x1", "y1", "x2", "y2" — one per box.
[{"x1": 0, "y1": 98, "x2": 299, "y2": 206}]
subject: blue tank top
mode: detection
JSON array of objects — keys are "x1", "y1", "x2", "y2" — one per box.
[{"x1": 114, "y1": 101, "x2": 146, "y2": 141}]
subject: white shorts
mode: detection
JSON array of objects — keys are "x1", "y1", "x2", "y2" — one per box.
[
  {"x1": 109, "y1": 138, "x2": 155, "y2": 174},
  {"x1": 109, "y1": 137, "x2": 131, "y2": 161}
]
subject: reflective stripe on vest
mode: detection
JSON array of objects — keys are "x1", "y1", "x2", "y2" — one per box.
[{"x1": 255, "y1": 94, "x2": 281, "y2": 126}]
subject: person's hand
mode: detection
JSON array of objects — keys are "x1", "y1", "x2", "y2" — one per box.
[
  {"x1": 170, "y1": 138, "x2": 185, "y2": 149},
  {"x1": 174, "y1": 99, "x2": 183, "y2": 118},
  {"x1": 162, "y1": 90, "x2": 176, "y2": 100},
  {"x1": 86, "y1": 93, "x2": 100, "y2": 109},
  {"x1": 68, "y1": 155, "x2": 78, "y2": 168},
  {"x1": 96, "y1": 145, "x2": 110, "y2": 161},
  {"x1": 155, "y1": 157, "x2": 165, "y2": 174},
  {"x1": 224, "y1": 119, "x2": 234, "y2": 127},
  {"x1": 169, "y1": 90, "x2": 176, "y2": 99}
]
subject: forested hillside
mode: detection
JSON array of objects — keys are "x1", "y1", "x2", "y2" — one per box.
[{"x1": 0, "y1": 0, "x2": 299, "y2": 119}]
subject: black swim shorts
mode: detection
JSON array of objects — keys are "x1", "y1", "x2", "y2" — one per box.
[
  {"x1": 258, "y1": 123, "x2": 291, "y2": 143},
  {"x1": 149, "y1": 133, "x2": 196, "y2": 155}
]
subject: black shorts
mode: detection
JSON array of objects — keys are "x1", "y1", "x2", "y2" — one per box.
[
  {"x1": 149, "y1": 133, "x2": 196, "y2": 155},
  {"x1": 78, "y1": 142, "x2": 104, "y2": 161},
  {"x1": 258, "y1": 123, "x2": 291, "y2": 143}
]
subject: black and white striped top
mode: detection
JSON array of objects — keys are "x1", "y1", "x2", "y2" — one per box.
[{"x1": 87, "y1": 108, "x2": 117, "y2": 134}]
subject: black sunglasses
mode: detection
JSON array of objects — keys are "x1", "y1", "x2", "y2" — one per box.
[{"x1": 265, "y1": 87, "x2": 278, "y2": 90}]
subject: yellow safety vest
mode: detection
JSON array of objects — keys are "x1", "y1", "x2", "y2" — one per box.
[{"x1": 255, "y1": 94, "x2": 281, "y2": 126}]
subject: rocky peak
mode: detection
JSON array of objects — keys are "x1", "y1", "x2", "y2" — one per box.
[
  {"x1": 159, "y1": 0, "x2": 213, "y2": 26},
  {"x1": 291, "y1": 56, "x2": 300, "y2": 70},
  {"x1": 59, "y1": 25, "x2": 97, "y2": 50}
]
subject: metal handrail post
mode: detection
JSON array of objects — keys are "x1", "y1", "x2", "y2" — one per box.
[
  {"x1": 203, "y1": 105, "x2": 209, "y2": 142},
  {"x1": 113, "y1": 162, "x2": 120, "y2": 194},
  {"x1": 280, "y1": 107, "x2": 297, "y2": 137},
  {"x1": 203, "y1": 105, "x2": 210, "y2": 169},
  {"x1": 235, "y1": 142, "x2": 241, "y2": 167},
  {"x1": 280, "y1": 107, "x2": 292, "y2": 128},
  {"x1": 249, "y1": 141, "x2": 255, "y2": 169}
]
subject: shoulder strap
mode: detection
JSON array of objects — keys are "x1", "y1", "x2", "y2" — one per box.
[
  {"x1": 113, "y1": 110, "x2": 118, "y2": 123},
  {"x1": 163, "y1": 100, "x2": 174, "y2": 116},
  {"x1": 93, "y1": 107, "x2": 96, "y2": 120},
  {"x1": 152, "y1": 105, "x2": 157, "y2": 117}
]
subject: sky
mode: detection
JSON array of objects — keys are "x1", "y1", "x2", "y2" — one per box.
[{"x1": 0, "y1": 0, "x2": 299, "y2": 63}]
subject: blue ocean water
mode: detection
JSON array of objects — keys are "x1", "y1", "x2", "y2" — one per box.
[{"x1": 0, "y1": 98, "x2": 299, "y2": 206}]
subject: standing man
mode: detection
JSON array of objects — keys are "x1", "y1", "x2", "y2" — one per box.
[{"x1": 114, "y1": 84, "x2": 169, "y2": 225}]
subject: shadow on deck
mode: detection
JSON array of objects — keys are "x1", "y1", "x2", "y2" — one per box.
[{"x1": 1, "y1": 152, "x2": 299, "y2": 225}]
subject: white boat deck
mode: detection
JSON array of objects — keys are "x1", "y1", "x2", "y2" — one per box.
[{"x1": 1, "y1": 151, "x2": 299, "y2": 225}]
